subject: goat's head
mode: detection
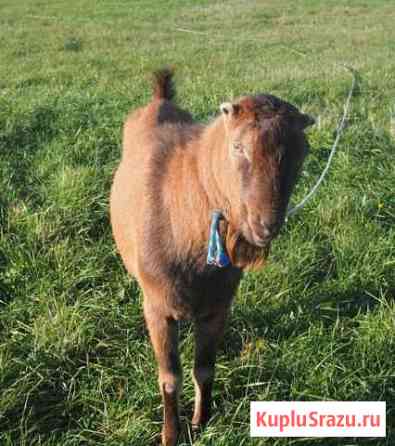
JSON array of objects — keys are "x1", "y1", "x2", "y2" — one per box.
[{"x1": 220, "y1": 94, "x2": 314, "y2": 247}]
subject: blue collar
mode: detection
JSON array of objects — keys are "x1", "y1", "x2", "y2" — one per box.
[{"x1": 206, "y1": 210, "x2": 231, "y2": 267}]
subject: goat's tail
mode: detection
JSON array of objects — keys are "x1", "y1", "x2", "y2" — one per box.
[{"x1": 152, "y1": 67, "x2": 175, "y2": 101}]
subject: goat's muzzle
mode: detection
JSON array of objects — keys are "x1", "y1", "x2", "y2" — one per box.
[{"x1": 242, "y1": 215, "x2": 283, "y2": 247}]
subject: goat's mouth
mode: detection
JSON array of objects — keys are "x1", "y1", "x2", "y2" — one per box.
[
  {"x1": 251, "y1": 233, "x2": 273, "y2": 247},
  {"x1": 241, "y1": 213, "x2": 285, "y2": 248},
  {"x1": 241, "y1": 221, "x2": 276, "y2": 248}
]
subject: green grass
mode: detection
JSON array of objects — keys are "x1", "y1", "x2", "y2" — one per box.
[{"x1": 0, "y1": 0, "x2": 394, "y2": 445}]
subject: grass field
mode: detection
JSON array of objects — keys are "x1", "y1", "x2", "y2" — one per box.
[{"x1": 0, "y1": 0, "x2": 394, "y2": 445}]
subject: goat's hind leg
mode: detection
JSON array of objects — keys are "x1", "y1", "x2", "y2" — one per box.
[{"x1": 144, "y1": 300, "x2": 182, "y2": 446}]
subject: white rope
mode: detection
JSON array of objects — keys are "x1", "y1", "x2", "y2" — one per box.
[{"x1": 286, "y1": 65, "x2": 357, "y2": 219}]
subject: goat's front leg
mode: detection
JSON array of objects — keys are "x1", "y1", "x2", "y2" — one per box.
[
  {"x1": 144, "y1": 300, "x2": 182, "y2": 446},
  {"x1": 192, "y1": 308, "x2": 229, "y2": 428}
]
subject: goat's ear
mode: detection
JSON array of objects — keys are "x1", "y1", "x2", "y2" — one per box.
[
  {"x1": 299, "y1": 113, "x2": 315, "y2": 129},
  {"x1": 220, "y1": 102, "x2": 240, "y2": 117}
]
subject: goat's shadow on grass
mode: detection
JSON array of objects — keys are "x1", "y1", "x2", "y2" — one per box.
[
  {"x1": 0, "y1": 105, "x2": 60, "y2": 211},
  {"x1": 0, "y1": 105, "x2": 59, "y2": 155},
  {"x1": 222, "y1": 278, "x2": 392, "y2": 361},
  {"x1": 1, "y1": 352, "x2": 87, "y2": 444}
]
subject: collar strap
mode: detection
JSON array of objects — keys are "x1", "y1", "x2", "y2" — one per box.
[{"x1": 207, "y1": 210, "x2": 231, "y2": 267}]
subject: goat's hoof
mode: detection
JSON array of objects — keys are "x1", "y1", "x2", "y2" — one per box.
[{"x1": 191, "y1": 423, "x2": 201, "y2": 432}]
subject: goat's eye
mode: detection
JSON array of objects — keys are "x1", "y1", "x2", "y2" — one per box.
[{"x1": 233, "y1": 142, "x2": 247, "y2": 158}]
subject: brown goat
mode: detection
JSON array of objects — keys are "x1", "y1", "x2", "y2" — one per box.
[{"x1": 110, "y1": 68, "x2": 314, "y2": 445}]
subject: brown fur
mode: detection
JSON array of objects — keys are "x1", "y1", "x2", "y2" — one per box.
[{"x1": 110, "y1": 69, "x2": 313, "y2": 445}]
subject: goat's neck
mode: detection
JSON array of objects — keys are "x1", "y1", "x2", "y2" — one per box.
[{"x1": 197, "y1": 118, "x2": 240, "y2": 224}]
